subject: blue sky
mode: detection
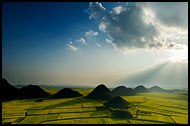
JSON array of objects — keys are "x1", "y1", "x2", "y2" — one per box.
[
  {"x1": 2, "y1": 2, "x2": 188, "y2": 88},
  {"x1": 2, "y1": 2, "x2": 92, "y2": 55}
]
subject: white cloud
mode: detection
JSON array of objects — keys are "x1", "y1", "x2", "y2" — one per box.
[
  {"x1": 76, "y1": 37, "x2": 87, "y2": 45},
  {"x1": 85, "y1": 30, "x2": 98, "y2": 38},
  {"x1": 99, "y1": 23, "x2": 106, "y2": 32},
  {"x1": 88, "y1": 2, "x2": 188, "y2": 53},
  {"x1": 113, "y1": 6, "x2": 126, "y2": 14},
  {"x1": 106, "y1": 38, "x2": 112, "y2": 44},
  {"x1": 89, "y1": 2, "x2": 106, "y2": 20},
  {"x1": 96, "y1": 43, "x2": 101, "y2": 47},
  {"x1": 67, "y1": 41, "x2": 79, "y2": 51},
  {"x1": 69, "y1": 41, "x2": 73, "y2": 44}
]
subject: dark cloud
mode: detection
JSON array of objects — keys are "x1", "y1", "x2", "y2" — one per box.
[
  {"x1": 89, "y1": 2, "x2": 188, "y2": 51},
  {"x1": 89, "y1": 2, "x2": 161, "y2": 51}
]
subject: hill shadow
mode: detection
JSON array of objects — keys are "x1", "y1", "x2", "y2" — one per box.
[{"x1": 43, "y1": 97, "x2": 104, "y2": 109}]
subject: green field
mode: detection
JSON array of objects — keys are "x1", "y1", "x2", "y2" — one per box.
[{"x1": 2, "y1": 88, "x2": 188, "y2": 124}]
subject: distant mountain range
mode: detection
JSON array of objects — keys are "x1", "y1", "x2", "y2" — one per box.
[
  {"x1": 14, "y1": 84, "x2": 94, "y2": 89},
  {"x1": 117, "y1": 62, "x2": 188, "y2": 89},
  {"x1": 2, "y1": 78, "x2": 186, "y2": 101}
]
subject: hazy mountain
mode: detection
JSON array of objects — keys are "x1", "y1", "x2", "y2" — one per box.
[
  {"x1": 148, "y1": 86, "x2": 166, "y2": 92},
  {"x1": 134, "y1": 85, "x2": 149, "y2": 93},
  {"x1": 118, "y1": 62, "x2": 188, "y2": 89},
  {"x1": 112, "y1": 86, "x2": 136, "y2": 96}
]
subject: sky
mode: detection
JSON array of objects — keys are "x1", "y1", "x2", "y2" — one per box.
[{"x1": 2, "y1": 2, "x2": 188, "y2": 89}]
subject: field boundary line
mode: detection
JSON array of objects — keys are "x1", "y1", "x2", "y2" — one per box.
[
  {"x1": 39, "y1": 116, "x2": 111, "y2": 124},
  {"x1": 137, "y1": 105, "x2": 187, "y2": 115},
  {"x1": 130, "y1": 118, "x2": 175, "y2": 124},
  {"x1": 170, "y1": 113, "x2": 176, "y2": 124}
]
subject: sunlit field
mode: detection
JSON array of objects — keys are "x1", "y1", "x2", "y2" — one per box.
[{"x1": 2, "y1": 88, "x2": 188, "y2": 124}]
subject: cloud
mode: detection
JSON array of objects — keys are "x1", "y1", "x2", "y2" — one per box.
[
  {"x1": 113, "y1": 6, "x2": 126, "y2": 14},
  {"x1": 67, "y1": 41, "x2": 79, "y2": 51},
  {"x1": 106, "y1": 38, "x2": 112, "y2": 44},
  {"x1": 89, "y1": 2, "x2": 188, "y2": 53},
  {"x1": 89, "y1": 2, "x2": 106, "y2": 20},
  {"x1": 96, "y1": 43, "x2": 101, "y2": 47},
  {"x1": 76, "y1": 37, "x2": 87, "y2": 45},
  {"x1": 89, "y1": 2, "x2": 160, "y2": 51},
  {"x1": 85, "y1": 30, "x2": 98, "y2": 38},
  {"x1": 144, "y1": 2, "x2": 188, "y2": 29},
  {"x1": 99, "y1": 23, "x2": 106, "y2": 32},
  {"x1": 69, "y1": 41, "x2": 73, "y2": 44}
]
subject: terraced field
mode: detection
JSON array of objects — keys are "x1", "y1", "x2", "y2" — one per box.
[{"x1": 2, "y1": 89, "x2": 188, "y2": 124}]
